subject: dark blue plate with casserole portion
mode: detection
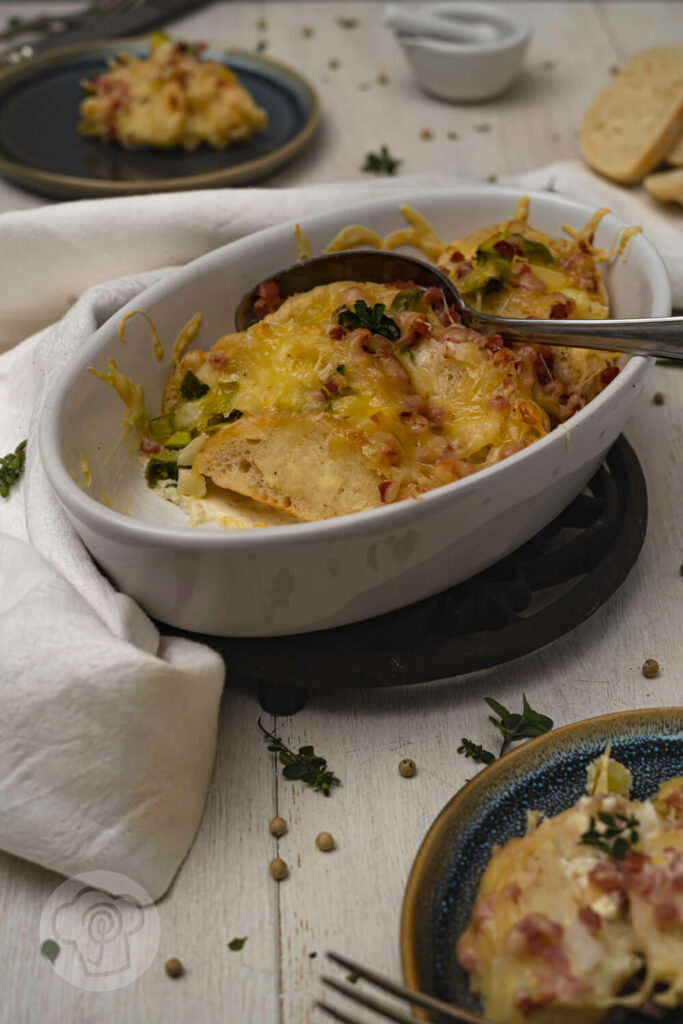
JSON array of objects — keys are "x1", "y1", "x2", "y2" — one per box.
[
  {"x1": 0, "y1": 40, "x2": 319, "y2": 199},
  {"x1": 401, "y1": 708, "x2": 683, "y2": 1022}
]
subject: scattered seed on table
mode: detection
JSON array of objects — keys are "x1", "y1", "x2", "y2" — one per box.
[
  {"x1": 302, "y1": 26, "x2": 314, "y2": 38},
  {"x1": 420, "y1": 128, "x2": 433, "y2": 140},
  {"x1": 609, "y1": 64, "x2": 620, "y2": 76},
  {"x1": 653, "y1": 392, "x2": 665, "y2": 405},
  {"x1": 165, "y1": 958, "x2": 184, "y2": 978},
  {"x1": 309, "y1": 951, "x2": 317, "y2": 959},
  {"x1": 328, "y1": 58, "x2": 339, "y2": 69},
  {"x1": 540, "y1": 60, "x2": 556, "y2": 71},
  {"x1": 377, "y1": 73, "x2": 389, "y2": 84},
  {"x1": 315, "y1": 831, "x2": 335, "y2": 851},
  {"x1": 473, "y1": 123, "x2": 492, "y2": 133},
  {"x1": 269, "y1": 816, "x2": 287, "y2": 837},
  {"x1": 256, "y1": 19, "x2": 268, "y2": 31},
  {"x1": 447, "y1": 130, "x2": 459, "y2": 140},
  {"x1": 680, "y1": 563, "x2": 683, "y2": 576},
  {"x1": 642, "y1": 658, "x2": 659, "y2": 679},
  {"x1": 270, "y1": 857, "x2": 288, "y2": 880},
  {"x1": 255, "y1": 40, "x2": 268, "y2": 53},
  {"x1": 399, "y1": 758, "x2": 416, "y2": 777}
]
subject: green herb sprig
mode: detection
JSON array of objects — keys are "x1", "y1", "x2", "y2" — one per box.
[
  {"x1": 361, "y1": 145, "x2": 402, "y2": 176},
  {"x1": 336, "y1": 17, "x2": 359, "y2": 28},
  {"x1": 458, "y1": 695, "x2": 553, "y2": 768},
  {"x1": 486, "y1": 694, "x2": 554, "y2": 756},
  {"x1": 228, "y1": 937, "x2": 247, "y2": 951},
  {"x1": 258, "y1": 720, "x2": 340, "y2": 796},
  {"x1": 457, "y1": 738, "x2": 495, "y2": 765},
  {"x1": 0, "y1": 439, "x2": 27, "y2": 498},
  {"x1": 580, "y1": 811, "x2": 640, "y2": 859},
  {"x1": 338, "y1": 300, "x2": 400, "y2": 340}
]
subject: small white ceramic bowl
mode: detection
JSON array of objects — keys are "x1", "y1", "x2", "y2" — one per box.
[
  {"x1": 40, "y1": 187, "x2": 670, "y2": 637},
  {"x1": 392, "y1": 2, "x2": 531, "y2": 102}
]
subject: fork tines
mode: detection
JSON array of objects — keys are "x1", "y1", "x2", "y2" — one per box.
[{"x1": 317, "y1": 952, "x2": 489, "y2": 1023}]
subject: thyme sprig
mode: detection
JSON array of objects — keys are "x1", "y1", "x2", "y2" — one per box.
[
  {"x1": 486, "y1": 694, "x2": 554, "y2": 756},
  {"x1": 458, "y1": 695, "x2": 554, "y2": 767},
  {"x1": 0, "y1": 439, "x2": 27, "y2": 498},
  {"x1": 361, "y1": 145, "x2": 402, "y2": 176},
  {"x1": 580, "y1": 811, "x2": 640, "y2": 859},
  {"x1": 457, "y1": 738, "x2": 495, "y2": 765},
  {"x1": 258, "y1": 719, "x2": 340, "y2": 796}
]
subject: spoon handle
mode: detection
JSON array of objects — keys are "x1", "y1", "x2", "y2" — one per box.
[{"x1": 468, "y1": 312, "x2": 683, "y2": 361}]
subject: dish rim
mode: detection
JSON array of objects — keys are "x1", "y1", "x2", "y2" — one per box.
[
  {"x1": 0, "y1": 39, "x2": 321, "y2": 197},
  {"x1": 40, "y1": 184, "x2": 671, "y2": 550},
  {"x1": 400, "y1": 705, "x2": 683, "y2": 1002}
]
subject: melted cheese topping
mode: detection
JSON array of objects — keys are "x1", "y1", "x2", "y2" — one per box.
[
  {"x1": 78, "y1": 35, "x2": 267, "y2": 151},
  {"x1": 115, "y1": 198, "x2": 632, "y2": 525},
  {"x1": 457, "y1": 771, "x2": 683, "y2": 1023},
  {"x1": 163, "y1": 280, "x2": 554, "y2": 503}
]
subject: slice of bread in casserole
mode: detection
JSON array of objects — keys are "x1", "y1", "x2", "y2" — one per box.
[
  {"x1": 195, "y1": 410, "x2": 385, "y2": 521},
  {"x1": 581, "y1": 47, "x2": 683, "y2": 183},
  {"x1": 644, "y1": 166, "x2": 683, "y2": 205}
]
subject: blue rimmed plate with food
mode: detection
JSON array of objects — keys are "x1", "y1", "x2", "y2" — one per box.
[
  {"x1": 401, "y1": 708, "x2": 683, "y2": 1023},
  {"x1": 0, "y1": 33, "x2": 319, "y2": 198}
]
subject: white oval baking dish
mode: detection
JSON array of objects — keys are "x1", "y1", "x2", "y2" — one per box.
[{"x1": 39, "y1": 187, "x2": 670, "y2": 636}]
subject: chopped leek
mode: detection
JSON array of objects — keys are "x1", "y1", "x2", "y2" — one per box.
[
  {"x1": 165, "y1": 431, "x2": 193, "y2": 450},
  {"x1": 149, "y1": 413, "x2": 177, "y2": 438},
  {"x1": 390, "y1": 289, "x2": 424, "y2": 314}
]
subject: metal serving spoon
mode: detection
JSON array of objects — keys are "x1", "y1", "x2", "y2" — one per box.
[{"x1": 235, "y1": 250, "x2": 683, "y2": 361}]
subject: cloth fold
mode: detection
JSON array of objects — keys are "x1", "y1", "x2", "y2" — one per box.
[{"x1": 0, "y1": 161, "x2": 679, "y2": 898}]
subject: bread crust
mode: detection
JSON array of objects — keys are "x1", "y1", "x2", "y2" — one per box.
[
  {"x1": 581, "y1": 47, "x2": 683, "y2": 184},
  {"x1": 644, "y1": 166, "x2": 683, "y2": 205}
]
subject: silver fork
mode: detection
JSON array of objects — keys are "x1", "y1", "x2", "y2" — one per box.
[
  {"x1": 0, "y1": 0, "x2": 144, "y2": 64},
  {"x1": 317, "y1": 952, "x2": 490, "y2": 1024}
]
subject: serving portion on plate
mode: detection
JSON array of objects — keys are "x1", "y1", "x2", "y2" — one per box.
[
  {"x1": 39, "y1": 187, "x2": 669, "y2": 636},
  {"x1": 401, "y1": 709, "x2": 683, "y2": 1024},
  {"x1": 78, "y1": 32, "x2": 268, "y2": 152},
  {"x1": 0, "y1": 37, "x2": 319, "y2": 198}
]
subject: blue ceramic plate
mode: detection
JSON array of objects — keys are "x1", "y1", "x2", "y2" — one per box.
[
  {"x1": 0, "y1": 40, "x2": 319, "y2": 199},
  {"x1": 401, "y1": 708, "x2": 683, "y2": 1022}
]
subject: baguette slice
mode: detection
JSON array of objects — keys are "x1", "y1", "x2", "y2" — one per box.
[
  {"x1": 581, "y1": 46, "x2": 683, "y2": 184},
  {"x1": 195, "y1": 410, "x2": 386, "y2": 522},
  {"x1": 666, "y1": 134, "x2": 683, "y2": 166},
  {"x1": 644, "y1": 166, "x2": 683, "y2": 205}
]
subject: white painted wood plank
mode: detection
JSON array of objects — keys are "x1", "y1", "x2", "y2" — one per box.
[{"x1": 594, "y1": 0, "x2": 683, "y2": 62}]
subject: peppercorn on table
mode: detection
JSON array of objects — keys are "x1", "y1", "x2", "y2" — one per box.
[{"x1": 0, "y1": 3, "x2": 682, "y2": 1024}]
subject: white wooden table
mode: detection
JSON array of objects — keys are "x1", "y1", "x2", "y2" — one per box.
[{"x1": 0, "y1": 3, "x2": 681, "y2": 1022}]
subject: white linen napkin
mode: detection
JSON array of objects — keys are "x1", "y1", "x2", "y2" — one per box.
[{"x1": 0, "y1": 161, "x2": 679, "y2": 899}]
